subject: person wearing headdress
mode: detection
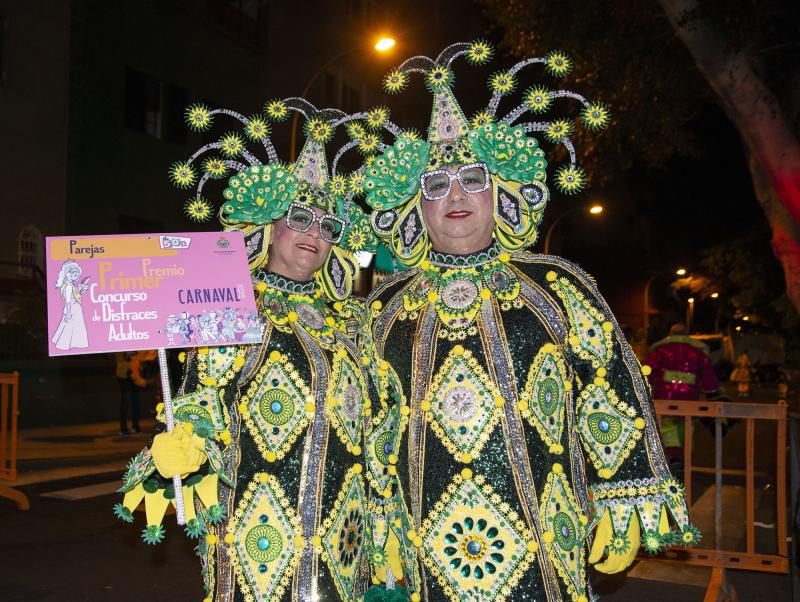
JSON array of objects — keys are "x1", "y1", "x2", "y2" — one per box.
[
  {"x1": 356, "y1": 41, "x2": 700, "y2": 601},
  {"x1": 113, "y1": 97, "x2": 400, "y2": 602}
]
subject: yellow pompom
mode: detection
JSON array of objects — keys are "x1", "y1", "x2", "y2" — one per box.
[
  {"x1": 564, "y1": 381, "x2": 573, "y2": 391},
  {"x1": 541, "y1": 343, "x2": 555, "y2": 353},
  {"x1": 452, "y1": 344, "x2": 465, "y2": 356},
  {"x1": 389, "y1": 466, "x2": 397, "y2": 476},
  {"x1": 388, "y1": 454, "x2": 398, "y2": 465},
  {"x1": 527, "y1": 540, "x2": 539, "y2": 553},
  {"x1": 220, "y1": 429, "x2": 232, "y2": 443},
  {"x1": 577, "y1": 596, "x2": 588, "y2": 602},
  {"x1": 351, "y1": 445, "x2": 362, "y2": 456},
  {"x1": 549, "y1": 444, "x2": 564, "y2": 454},
  {"x1": 203, "y1": 598, "x2": 212, "y2": 602},
  {"x1": 594, "y1": 376, "x2": 606, "y2": 386},
  {"x1": 480, "y1": 288, "x2": 492, "y2": 300},
  {"x1": 642, "y1": 365, "x2": 652, "y2": 376},
  {"x1": 265, "y1": 451, "x2": 277, "y2": 463},
  {"x1": 183, "y1": 422, "x2": 194, "y2": 434},
  {"x1": 233, "y1": 356, "x2": 245, "y2": 368},
  {"x1": 634, "y1": 417, "x2": 646, "y2": 430},
  {"x1": 599, "y1": 468, "x2": 613, "y2": 479},
  {"x1": 383, "y1": 488, "x2": 393, "y2": 499},
  {"x1": 578, "y1": 514, "x2": 589, "y2": 525},
  {"x1": 257, "y1": 472, "x2": 268, "y2": 483},
  {"x1": 552, "y1": 463, "x2": 563, "y2": 474},
  {"x1": 413, "y1": 536, "x2": 423, "y2": 548},
  {"x1": 333, "y1": 301, "x2": 343, "y2": 312},
  {"x1": 238, "y1": 402, "x2": 248, "y2": 414},
  {"x1": 420, "y1": 260, "x2": 431, "y2": 270},
  {"x1": 156, "y1": 403, "x2": 164, "y2": 414},
  {"x1": 394, "y1": 519, "x2": 402, "y2": 529},
  {"x1": 224, "y1": 533, "x2": 235, "y2": 544},
  {"x1": 542, "y1": 531, "x2": 554, "y2": 543},
  {"x1": 311, "y1": 535, "x2": 321, "y2": 547},
  {"x1": 499, "y1": 252, "x2": 511, "y2": 263},
  {"x1": 379, "y1": 360, "x2": 390, "y2": 371},
  {"x1": 202, "y1": 376, "x2": 217, "y2": 386},
  {"x1": 427, "y1": 291, "x2": 439, "y2": 303},
  {"x1": 546, "y1": 271, "x2": 557, "y2": 282},
  {"x1": 198, "y1": 347, "x2": 209, "y2": 356},
  {"x1": 353, "y1": 463, "x2": 363, "y2": 474},
  {"x1": 305, "y1": 402, "x2": 316, "y2": 414},
  {"x1": 371, "y1": 300, "x2": 383, "y2": 311},
  {"x1": 602, "y1": 321, "x2": 613, "y2": 332},
  {"x1": 420, "y1": 401, "x2": 431, "y2": 412},
  {"x1": 206, "y1": 533, "x2": 217, "y2": 545},
  {"x1": 493, "y1": 395, "x2": 505, "y2": 408},
  {"x1": 569, "y1": 335, "x2": 580, "y2": 346},
  {"x1": 518, "y1": 400, "x2": 529, "y2": 412},
  {"x1": 362, "y1": 356, "x2": 371, "y2": 367},
  {"x1": 269, "y1": 350, "x2": 281, "y2": 362},
  {"x1": 288, "y1": 311, "x2": 298, "y2": 323},
  {"x1": 406, "y1": 530, "x2": 417, "y2": 541},
  {"x1": 325, "y1": 316, "x2": 335, "y2": 327},
  {"x1": 178, "y1": 352, "x2": 186, "y2": 363},
  {"x1": 293, "y1": 535, "x2": 305, "y2": 547},
  {"x1": 461, "y1": 468, "x2": 473, "y2": 480},
  {"x1": 362, "y1": 400, "x2": 372, "y2": 410},
  {"x1": 363, "y1": 408, "x2": 372, "y2": 417},
  {"x1": 256, "y1": 281, "x2": 267, "y2": 292},
  {"x1": 461, "y1": 452, "x2": 473, "y2": 464},
  {"x1": 596, "y1": 367, "x2": 607, "y2": 378},
  {"x1": 411, "y1": 594, "x2": 421, "y2": 602},
  {"x1": 400, "y1": 405, "x2": 411, "y2": 416}
]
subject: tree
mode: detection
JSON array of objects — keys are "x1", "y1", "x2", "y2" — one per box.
[{"x1": 480, "y1": 0, "x2": 800, "y2": 311}]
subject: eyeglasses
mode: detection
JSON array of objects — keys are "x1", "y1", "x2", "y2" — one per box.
[
  {"x1": 420, "y1": 162, "x2": 490, "y2": 201},
  {"x1": 285, "y1": 202, "x2": 345, "y2": 244}
]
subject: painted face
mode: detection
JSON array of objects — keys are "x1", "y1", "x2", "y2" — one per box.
[
  {"x1": 268, "y1": 204, "x2": 333, "y2": 281},
  {"x1": 67, "y1": 267, "x2": 81, "y2": 281},
  {"x1": 420, "y1": 164, "x2": 495, "y2": 254}
]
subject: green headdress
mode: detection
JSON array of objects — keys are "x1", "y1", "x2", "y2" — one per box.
[
  {"x1": 169, "y1": 98, "x2": 379, "y2": 300},
  {"x1": 358, "y1": 40, "x2": 610, "y2": 266}
]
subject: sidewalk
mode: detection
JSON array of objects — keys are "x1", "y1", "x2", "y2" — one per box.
[{"x1": 1, "y1": 419, "x2": 154, "y2": 486}]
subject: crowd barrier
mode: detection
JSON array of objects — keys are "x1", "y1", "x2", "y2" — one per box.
[
  {"x1": 652, "y1": 399, "x2": 789, "y2": 601},
  {"x1": 0, "y1": 372, "x2": 29, "y2": 510}
]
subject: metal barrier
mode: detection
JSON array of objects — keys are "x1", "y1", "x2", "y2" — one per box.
[
  {"x1": 0, "y1": 372, "x2": 29, "y2": 510},
  {"x1": 652, "y1": 399, "x2": 788, "y2": 600}
]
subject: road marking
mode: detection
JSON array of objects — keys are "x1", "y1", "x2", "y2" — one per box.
[{"x1": 41, "y1": 480, "x2": 120, "y2": 500}]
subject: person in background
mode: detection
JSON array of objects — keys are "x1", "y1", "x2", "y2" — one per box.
[
  {"x1": 646, "y1": 323, "x2": 727, "y2": 466},
  {"x1": 115, "y1": 351, "x2": 139, "y2": 435}
]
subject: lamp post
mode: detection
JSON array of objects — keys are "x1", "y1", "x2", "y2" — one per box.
[
  {"x1": 687, "y1": 297, "x2": 695, "y2": 332},
  {"x1": 542, "y1": 204, "x2": 603, "y2": 255},
  {"x1": 642, "y1": 267, "x2": 686, "y2": 344},
  {"x1": 289, "y1": 36, "x2": 396, "y2": 160}
]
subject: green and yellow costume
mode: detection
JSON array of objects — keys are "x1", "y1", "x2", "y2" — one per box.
[
  {"x1": 115, "y1": 98, "x2": 403, "y2": 602},
  {"x1": 357, "y1": 42, "x2": 699, "y2": 601}
]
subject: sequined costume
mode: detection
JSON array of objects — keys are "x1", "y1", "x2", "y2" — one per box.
[
  {"x1": 352, "y1": 41, "x2": 699, "y2": 602},
  {"x1": 646, "y1": 335, "x2": 720, "y2": 400},
  {"x1": 113, "y1": 96, "x2": 397, "y2": 601}
]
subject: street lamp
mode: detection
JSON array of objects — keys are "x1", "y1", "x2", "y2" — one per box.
[
  {"x1": 676, "y1": 268, "x2": 687, "y2": 276},
  {"x1": 710, "y1": 292, "x2": 719, "y2": 299},
  {"x1": 289, "y1": 36, "x2": 396, "y2": 160},
  {"x1": 542, "y1": 204, "x2": 604, "y2": 254},
  {"x1": 687, "y1": 297, "x2": 695, "y2": 332}
]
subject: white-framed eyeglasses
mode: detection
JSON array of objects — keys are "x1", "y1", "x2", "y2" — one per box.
[
  {"x1": 285, "y1": 202, "x2": 345, "y2": 244},
  {"x1": 420, "y1": 162, "x2": 491, "y2": 201}
]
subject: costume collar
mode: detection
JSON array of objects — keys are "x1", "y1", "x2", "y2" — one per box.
[
  {"x1": 428, "y1": 244, "x2": 501, "y2": 269},
  {"x1": 254, "y1": 269, "x2": 318, "y2": 296}
]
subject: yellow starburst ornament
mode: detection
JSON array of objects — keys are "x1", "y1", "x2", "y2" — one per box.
[
  {"x1": 245, "y1": 115, "x2": 270, "y2": 140},
  {"x1": 466, "y1": 39, "x2": 493, "y2": 65},
  {"x1": 305, "y1": 118, "x2": 334, "y2": 143},
  {"x1": 470, "y1": 111, "x2": 494, "y2": 129},
  {"x1": 169, "y1": 161, "x2": 197, "y2": 189},
  {"x1": 203, "y1": 157, "x2": 228, "y2": 179},
  {"x1": 219, "y1": 132, "x2": 244, "y2": 158},
  {"x1": 555, "y1": 164, "x2": 586, "y2": 194},
  {"x1": 185, "y1": 103, "x2": 213, "y2": 131},
  {"x1": 545, "y1": 51, "x2": 573, "y2": 77},
  {"x1": 581, "y1": 102, "x2": 611, "y2": 131},
  {"x1": 489, "y1": 70, "x2": 516, "y2": 95},
  {"x1": 426, "y1": 65, "x2": 454, "y2": 91},
  {"x1": 383, "y1": 68, "x2": 409, "y2": 94},
  {"x1": 525, "y1": 85, "x2": 553, "y2": 113},
  {"x1": 366, "y1": 106, "x2": 389, "y2": 130},
  {"x1": 264, "y1": 99, "x2": 289, "y2": 121},
  {"x1": 358, "y1": 133, "x2": 380, "y2": 155},
  {"x1": 349, "y1": 173, "x2": 366, "y2": 194},
  {"x1": 544, "y1": 119, "x2": 574, "y2": 143},
  {"x1": 326, "y1": 174, "x2": 348, "y2": 197},
  {"x1": 184, "y1": 197, "x2": 214, "y2": 222}
]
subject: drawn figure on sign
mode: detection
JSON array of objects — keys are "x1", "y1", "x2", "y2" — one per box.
[
  {"x1": 242, "y1": 311, "x2": 263, "y2": 343},
  {"x1": 233, "y1": 310, "x2": 247, "y2": 339},
  {"x1": 51, "y1": 259, "x2": 90, "y2": 350},
  {"x1": 165, "y1": 315, "x2": 181, "y2": 346},
  {"x1": 188, "y1": 315, "x2": 200, "y2": 343},
  {"x1": 220, "y1": 307, "x2": 236, "y2": 342}
]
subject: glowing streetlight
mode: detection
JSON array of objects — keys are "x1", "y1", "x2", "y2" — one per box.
[
  {"x1": 688, "y1": 297, "x2": 695, "y2": 304},
  {"x1": 735, "y1": 325, "x2": 742, "y2": 331},
  {"x1": 710, "y1": 292, "x2": 719, "y2": 299},
  {"x1": 676, "y1": 268, "x2": 687, "y2": 276},
  {"x1": 743, "y1": 315, "x2": 749, "y2": 321},
  {"x1": 375, "y1": 37, "x2": 396, "y2": 52},
  {"x1": 589, "y1": 204, "x2": 604, "y2": 214}
]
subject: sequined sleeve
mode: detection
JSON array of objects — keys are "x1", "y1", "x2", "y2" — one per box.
[
  {"x1": 113, "y1": 345, "x2": 248, "y2": 545},
  {"x1": 544, "y1": 263, "x2": 700, "y2": 553}
]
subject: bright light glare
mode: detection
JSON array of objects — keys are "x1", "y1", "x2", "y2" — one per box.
[
  {"x1": 710, "y1": 292, "x2": 719, "y2": 299},
  {"x1": 735, "y1": 326, "x2": 742, "y2": 331},
  {"x1": 688, "y1": 297, "x2": 695, "y2": 304},
  {"x1": 375, "y1": 37, "x2": 396, "y2": 52},
  {"x1": 675, "y1": 268, "x2": 687, "y2": 276},
  {"x1": 743, "y1": 315, "x2": 749, "y2": 321},
  {"x1": 589, "y1": 205, "x2": 603, "y2": 214}
]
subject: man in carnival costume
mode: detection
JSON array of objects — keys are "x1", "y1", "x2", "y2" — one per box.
[
  {"x1": 357, "y1": 41, "x2": 700, "y2": 601},
  {"x1": 113, "y1": 97, "x2": 405, "y2": 602}
]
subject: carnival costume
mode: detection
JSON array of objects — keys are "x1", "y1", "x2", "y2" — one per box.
[
  {"x1": 113, "y1": 98, "x2": 401, "y2": 602},
  {"x1": 357, "y1": 42, "x2": 700, "y2": 601}
]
